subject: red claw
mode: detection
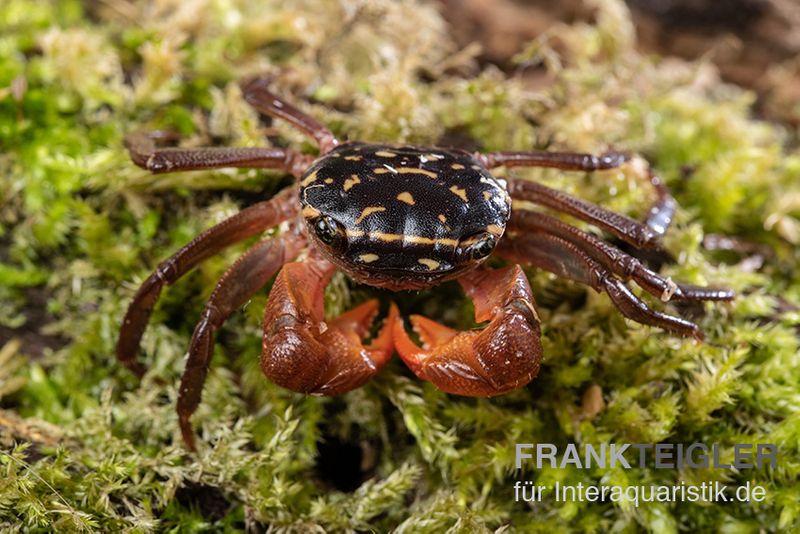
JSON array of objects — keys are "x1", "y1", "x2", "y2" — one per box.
[
  {"x1": 261, "y1": 256, "x2": 399, "y2": 396},
  {"x1": 392, "y1": 265, "x2": 543, "y2": 397}
]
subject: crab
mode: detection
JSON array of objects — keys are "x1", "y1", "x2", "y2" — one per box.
[{"x1": 118, "y1": 77, "x2": 734, "y2": 449}]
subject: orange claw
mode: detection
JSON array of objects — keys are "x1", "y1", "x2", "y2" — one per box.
[
  {"x1": 261, "y1": 256, "x2": 398, "y2": 395},
  {"x1": 392, "y1": 264, "x2": 543, "y2": 397}
]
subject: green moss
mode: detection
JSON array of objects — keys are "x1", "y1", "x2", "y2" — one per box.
[{"x1": 1, "y1": 0, "x2": 799, "y2": 531}]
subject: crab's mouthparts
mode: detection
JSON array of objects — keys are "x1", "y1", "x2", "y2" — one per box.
[{"x1": 345, "y1": 265, "x2": 470, "y2": 292}]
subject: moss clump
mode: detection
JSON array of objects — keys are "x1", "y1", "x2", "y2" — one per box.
[{"x1": 1, "y1": 0, "x2": 799, "y2": 531}]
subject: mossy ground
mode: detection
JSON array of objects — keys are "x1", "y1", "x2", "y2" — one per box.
[{"x1": 1, "y1": 0, "x2": 799, "y2": 532}]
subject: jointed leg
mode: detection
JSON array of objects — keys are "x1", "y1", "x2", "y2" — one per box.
[
  {"x1": 507, "y1": 178, "x2": 664, "y2": 249},
  {"x1": 497, "y1": 232, "x2": 706, "y2": 339},
  {"x1": 125, "y1": 131, "x2": 312, "y2": 178},
  {"x1": 481, "y1": 145, "x2": 677, "y2": 244},
  {"x1": 392, "y1": 265, "x2": 542, "y2": 396},
  {"x1": 240, "y1": 76, "x2": 339, "y2": 154},
  {"x1": 508, "y1": 210, "x2": 735, "y2": 303},
  {"x1": 177, "y1": 232, "x2": 305, "y2": 450},
  {"x1": 117, "y1": 188, "x2": 299, "y2": 378},
  {"x1": 261, "y1": 253, "x2": 397, "y2": 396},
  {"x1": 479, "y1": 149, "x2": 630, "y2": 172}
]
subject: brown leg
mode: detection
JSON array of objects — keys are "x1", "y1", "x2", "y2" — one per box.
[
  {"x1": 261, "y1": 254, "x2": 397, "y2": 396},
  {"x1": 240, "y1": 76, "x2": 339, "y2": 154},
  {"x1": 392, "y1": 265, "x2": 542, "y2": 397},
  {"x1": 507, "y1": 178, "x2": 664, "y2": 249},
  {"x1": 177, "y1": 232, "x2": 305, "y2": 450},
  {"x1": 497, "y1": 232, "x2": 705, "y2": 340},
  {"x1": 117, "y1": 188, "x2": 299, "y2": 378},
  {"x1": 124, "y1": 131, "x2": 311, "y2": 178},
  {"x1": 508, "y1": 210, "x2": 735, "y2": 303},
  {"x1": 482, "y1": 146, "x2": 678, "y2": 242},
  {"x1": 479, "y1": 150, "x2": 630, "y2": 172}
]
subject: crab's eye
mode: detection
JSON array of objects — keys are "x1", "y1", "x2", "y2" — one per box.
[
  {"x1": 457, "y1": 232, "x2": 496, "y2": 263},
  {"x1": 313, "y1": 216, "x2": 348, "y2": 252},
  {"x1": 314, "y1": 216, "x2": 340, "y2": 245},
  {"x1": 469, "y1": 234, "x2": 496, "y2": 260}
]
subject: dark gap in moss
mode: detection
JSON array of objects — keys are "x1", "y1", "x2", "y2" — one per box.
[
  {"x1": 310, "y1": 397, "x2": 386, "y2": 492},
  {"x1": 157, "y1": 272, "x2": 204, "y2": 334},
  {"x1": 379, "y1": 393, "x2": 411, "y2": 449},
  {"x1": 19, "y1": 43, "x2": 43, "y2": 61},
  {"x1": 0, "y1": 286, "x2": 68, "y2": 360},
  {"x1": 315, "y1": 431, "x2": 369, "y2": 492},
  {"x1": 0, "y1": 436, "x2": 50, "y2": 465},
  {"x1": 81, "y1": 0, "x2": 110, "y2": 25},
  {"x1": 173, "y1": 481, "x2": 233, "y2": 523}
]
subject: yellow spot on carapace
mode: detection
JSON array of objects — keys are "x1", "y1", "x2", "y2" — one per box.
[
  {"x1": 302, "y1": 206, "x2": 321, "y2": 218},
  {"x1": 375, "y1": 150, "x2": 397, "y2": 157},
  {"x1": 438, "y1": 214, "x2": 447, "y2": 223},
  {"x1": 355, "y1": 206, "x2": 386, "y2": 224},
  {"x1": 343, "y1": 174, "x2": 361, "y2": 191},
  {"x1": 449, "y1": 185, "x2": 468, "y2": 202},
  {"x1": 324, "y1": 178, "x2": 334, "y2": 184},
  {"x1": 471, "y1": 165, "x2": 481, "y2": 170},
  {"x1": 300, "y1": 169, "x2": 319, "y2": 187},
  {"x1": 396, "y1": 192, "x2": 415, "y2": 205},
  {"x1": 450, "y1": 163, "x2": 465, "y2": 170},
  {"x1": 418, "y1": 258, "x2": 441, "y2": 270},
  {"x1": 375, "y1": 166, "x2": 438, "y2": 178},
  {"x1": 486, "y1": 224, "x2": 503, "y2": 235},
  {"x1": 483, "y1": 191, "x2": 492, "y2": 201},
  {"x1": 398, "y1": 167, "x2": 437, "y2": 178},
  {"x1": 344, "y1": 155, "x2": 362, "y2": 161},
  {"x1": 345, "y1": 229, "x2": 458, "y2": 247},
  {"x1": 374, "y1": 166, "x2": 397, "y2": 174},
  {"x1": 359, "y1": 254, "x2": 380, "y2": 263}
]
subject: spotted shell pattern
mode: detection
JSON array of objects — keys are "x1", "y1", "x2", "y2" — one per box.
[{"x1": 299, "y1": 142, "x2": 512, "y2": 290}]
